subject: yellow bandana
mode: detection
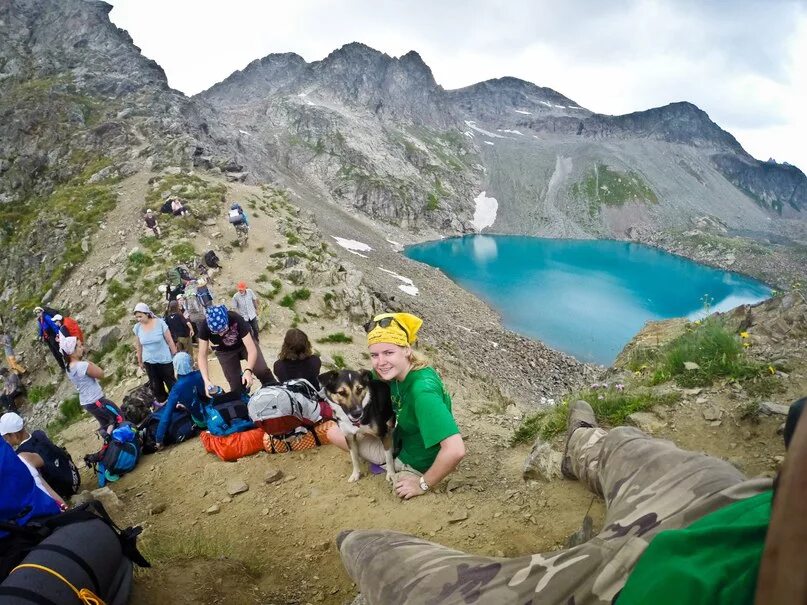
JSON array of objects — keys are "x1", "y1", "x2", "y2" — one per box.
[{"x1": 366, "y1": 312, "x2": 423, "y2": 347}]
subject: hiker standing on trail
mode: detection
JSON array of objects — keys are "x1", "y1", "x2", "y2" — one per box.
[
  {"x1": 0, "y1": 369, "x2": 22, "y2": 413},
  {"x1": 60, "y1": 336, "x2": 124, "y2": 437},
  {"x1": 1, "y1": 331, "x2": 26, "y2": 374},
  {"x1": 0, "y1": 411, "x2": 81, "y2": 501},
  {"x1": 132, "y1": 303, "x2": 177, "y2": 407},
  {"x1": 326, "y1": 312, "x2": 465, "y2": 499},
  {"x1": 196, "y1": 305, "x2": 275, "y2": 395},
  {"x1": 274, "y1": 328, "x2": 321, "y2": 389},
  {"x1": 164, "y1": 300, "x2": 194, "y2": 354},
  {"x1": 143, "y1": 209, "x2": 161, "y2": 238},
  {"x1": 232, "y1": 281, "x2": 260, "y2": 342},
  {"x1": 34, "y1": 307, "x2": 65, "y2": 372},
  {"x1": 52, "y1": 314, "x2": 84, "y2": 344}
]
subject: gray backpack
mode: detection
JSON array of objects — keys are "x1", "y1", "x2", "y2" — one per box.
[{"x1": 247, "y1": 379, "x2": 331, "y2": 437}]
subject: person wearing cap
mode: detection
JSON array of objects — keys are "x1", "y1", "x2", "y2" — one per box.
[
  {"x1": 1, "y1": 412, "x2": 80, "y2": 501},
  {"x1": 34, "y1": 306, "x2": 65, "y2": 372},
  {"x1": 133, "y1": 302, "x2": 177, "y2": 407},
  {"x1": 1, "y1": 331, "x2": 27, "y2": 375},
  {"x1": 232, "y1": 281, "x2": 260, "y2": 342},
  {"x1": 61, "y1": 336, "x2": 124, "y2": 435},
  {"x1": 197, "y1": 304, "x2": 275, "y2": 395},
  {"x1": 143, "y1": 209, "x2": 161, "y2": 238},
  {"x1": 52, "y1": 314, "x2": 84, "y2": 344},
  {"x1": 153, "y1": 352, "x2": 208, "y2": 451},
  {"x1": 327, "y1": 312, "x2": 465, "y2": 500}
]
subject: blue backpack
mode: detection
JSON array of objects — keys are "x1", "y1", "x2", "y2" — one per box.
[
  {"x1": 86, "y1": 424, "x2": 141, "y2": 487},
  {"x1": 204, "y1": 391, "x2": 255, "y2": 436}
]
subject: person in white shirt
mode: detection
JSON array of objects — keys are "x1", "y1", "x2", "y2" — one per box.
[{"x1": 232, "y1": 281, "x2": 261, "y2": 342}]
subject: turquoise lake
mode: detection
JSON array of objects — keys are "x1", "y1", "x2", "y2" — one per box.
[{"x1": 405, "y1": 236, "x2": 772, "y2": 365}]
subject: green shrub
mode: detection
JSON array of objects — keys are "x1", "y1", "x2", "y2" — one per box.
[
  {"x1": 170, "y1": 242, "x2": 196, "y2": 261},
  {"x1": 286, "y1": 232, "x2": 301, "y2": 246},
  {"x1": 511, "y1": 388, "x2": 678, "y2": 445},
  {"x1": 317, "y1": 332, "x2": 352, "y2": 344},
  {"x1": 331, "y1": 354, "x2": 347, "y2": 369},
  {"x1": 255, "y1": 274, "x2": 269, "y2": 283},
  {"x1": 127, "y1": 251, "x2": 154, "y2": 267},
  {"x1": 291, "y1": 288, "x2": 310, "y2": 301},
  {"x1": 47, "y1": 395, "x2": 83, "y2": 436},
  {"x1": 28, "y1": 384, "x2": 56, "y2": 404}
]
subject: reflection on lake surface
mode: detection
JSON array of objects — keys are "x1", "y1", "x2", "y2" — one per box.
[{"x1": 406, "y1": 236, "x2": 771, "y2": 364}]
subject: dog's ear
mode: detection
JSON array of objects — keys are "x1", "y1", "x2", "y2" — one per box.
[
  {"x1": 319, "y1": 370, "x2": 339, "y2": 392},
  {"x1": 359, "y1": 369, "x2": 373, "y2": 382}
]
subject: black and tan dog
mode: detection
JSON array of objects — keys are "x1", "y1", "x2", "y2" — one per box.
[{"x1": 319, "y1": 369, "x2": 395, "y2": 483}]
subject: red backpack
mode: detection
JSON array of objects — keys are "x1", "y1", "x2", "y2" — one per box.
[{"x1": 62, "y1": 317, "x2": 84, "y2": 343}]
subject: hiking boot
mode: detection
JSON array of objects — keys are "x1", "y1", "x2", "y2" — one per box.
[{"x1": 561, "y1": 400, "x2": 597, "y2": 479}]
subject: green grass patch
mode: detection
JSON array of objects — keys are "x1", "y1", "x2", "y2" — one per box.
[
  {"x1": 571, "y1": 164, "x2": 658, "y2": 216},
  {"x1": 511, "y1": 389, "x2": 678, "y2": 445},
  {"x1": 46, "y1": 395, "x2": 83, "y2": 436},
  {"x1": 127, "y1": 251, "x2": 154, "y2": 267},
  {"x1": 279, "y1": 288, "x2": 311, "y2": 308},
  {"x1": 628, "y1": 317, "x2": 765, "y2": 387},
  {"x1": 317, "y1": 332, "x2": 352, "y2": 344},
  {"x1": 170, "y1": 242, "x2": 196, "y2": 262},
  {"x1": 286, "y1": 231, "x2": 301, "y2": 246},
  {"x1": 331, "y1": 354, "x2": 347, "y2": 369},
  {"x1": 28, "y1": 383, "x2": 57, "y2": 405},
  {"x1": 144, "y1": 173, "x2": 226, "y2": 221}
]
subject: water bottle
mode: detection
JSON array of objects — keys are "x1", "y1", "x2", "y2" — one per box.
[{"x1": 207, "y1": 384, "x2": 223, "y2": 396}]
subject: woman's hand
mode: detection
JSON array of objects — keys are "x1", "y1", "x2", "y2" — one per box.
[
  {"x1": 394, "y1": 475, "x2": 426, "y2": 500},
  {"x1": 241, "y1": 368, "x2": 254, "y2": 388}
]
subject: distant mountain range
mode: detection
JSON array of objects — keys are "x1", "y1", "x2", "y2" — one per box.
[{"x1": 1, "y1": 0, "x2": 805, "y2": 308}]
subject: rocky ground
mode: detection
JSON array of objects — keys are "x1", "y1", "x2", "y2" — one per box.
[{"x1": 8, "y1": 166, "x2": 806, "y2": 604}]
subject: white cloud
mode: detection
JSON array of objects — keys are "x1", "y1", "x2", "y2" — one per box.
[{"x1": 108, "y1": 0, "x2": 807, "y2": 171}]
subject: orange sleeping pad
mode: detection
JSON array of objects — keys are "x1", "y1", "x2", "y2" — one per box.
[{"x1": 200, "y1": 427, "x2": 266, "y2": 462}]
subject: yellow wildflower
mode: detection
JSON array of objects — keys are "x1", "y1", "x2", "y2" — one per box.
[
  {"x1": 739, "y1": 331, "x2": 749, "y2": 339},
  {"x1": 768, "y1": 366, "x2": 776, "y2": 375}
]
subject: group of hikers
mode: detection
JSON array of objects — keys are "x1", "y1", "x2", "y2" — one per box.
[
  {"x1": 143, "y1": 199, "x2": 248, "y2": 241},
  {"x1": 1, "y1": 221, "x2": 805, "y2": 602}
]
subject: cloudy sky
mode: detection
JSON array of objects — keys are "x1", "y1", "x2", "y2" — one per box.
[{"x1": 109, "y1": 0, "x2": 807, "y2": 171}]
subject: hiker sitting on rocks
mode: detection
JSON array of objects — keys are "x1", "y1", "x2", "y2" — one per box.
[
  {"x1": 1, "y1": 331, "x2": 26, "y2": 375},
  {"x1": 197, "y1": 305, "x2": 275, "y2": 395},
  {"x1": 0, "y1": 368, "x2": 23, "y2": 413},
  {"x1": 61, "y1": 336, "x2": 125, "y2": 437},
  {"x1": 327, "y1": 312, "x2": 465, "y2": 500},
  {"x1": 153, "y1": 352, "x2": 207, "y2": 451},
  {"x1": 0, "y1": 411, "x2": 80, "y2": 502},
  {"x1": 170, "y1": 197, "x2": 188, "y2": 216},
  {"x1": 232, "y1": 281, "x2": 260, "y2": 342},
  {"x1": 34, "y1": 307, "x2": 65, "y2": 372},
  {"x1": 338, "y1": 396, "x2": 807, "y2": 605},
  {"x1": 143, "y1": 209, "x2": 161, "y2": 238},
  {"x1": 274, "y1": 328, "x2": 321, "y2": 389},
  {"x1": 133, "y1": 302, "x2": 177, "y2": 408},
  {"x1": 0, "y1": 438, "x2": 63, "y2": 535}
]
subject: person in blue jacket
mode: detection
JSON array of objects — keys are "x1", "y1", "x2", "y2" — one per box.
[
  {"x1": 0, "y1": 438, "x2": 61, "y2": 540},
  {"x1": 34, "y1": 307, "x2": 64, "y2": 371},
  {"x1": 154, "y1": 352, "x2": 207, "y2": 450}
]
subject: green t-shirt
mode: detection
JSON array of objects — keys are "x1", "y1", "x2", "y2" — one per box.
[
  {"x1": 388, "y1": 367, "x2": 460, "y2": 473},
  {"x1": 617, "y1": 490, "x2": 772, "y2": 605}
]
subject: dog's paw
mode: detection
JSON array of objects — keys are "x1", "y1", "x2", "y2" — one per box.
[
  {"x1": 348, "y1": 471, "x2": 361, "y2": 483},
  {"x1": 385, "y1": 471, "x2": 395, "y2": 483}
]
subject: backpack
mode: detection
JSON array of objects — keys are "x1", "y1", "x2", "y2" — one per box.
[
  {"x1": 166, "y1": 266, "x2": 190, "y2": 289},
  {"x1": 248, "y1": 379, "x2": 332, "y2": 438},
  {"x1": 204, "y1": 250, "x2": 221, "y2": 268},
  {"x1": 138, "y1": 406, "x2": 200, "y2": 454},
  {"x1": 85, "y1": 424, "x2": 140, "y2": 487},
  {"x1": 228, "y1": 209, "x2": 244, "y2": 224},
  {"x1": 16, "y1": 431, "x2": 80, "y2": 501},
  {"x1": 121, "y1": 383, "x2": 154, "y2": 425},
  {"x1": 204, "y1": 391, "x2": 255, "y2": 436},
  {"x1": 196, "y1": 285, "x2": 213, "y2": 307},
  {"x1": 61, "y1": 316, "x2": 84, "y2": 343}
]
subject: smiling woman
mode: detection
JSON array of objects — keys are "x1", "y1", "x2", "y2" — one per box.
[{"x1": 326, "y1": 312, "x2": 465, "y2": 500}]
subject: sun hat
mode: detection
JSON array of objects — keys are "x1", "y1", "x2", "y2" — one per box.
[
  {"x1": 173, "y1": 351, "x2": 193, "y2": 376},
  {"x1": 133, "y1": 302, "x2": 152, "y2": 315},
  {"x1": 146, "y1": 209, "x2": 153, "y2": 214},
  {"x1": 59, "y1": 336, "x2": 78, "y2": 355},
  {"x1": 237, "y1": 281, "x2": 247, "y2": 290},
  {"x1": 52, "y1": 314, "x2": 63, "y2": 321},
  {"x1": 205, "y1": 305, "x2": 229, "y2": 333},
  {"x1": 366, "y1": 312, "x2": 423, "y2": 347},
  {"x1": 0, "y1": 412, "x2": 24, "y2": 436},
  {"x1": 34, "y1": 307, "x2": 44, "y2": 314}
]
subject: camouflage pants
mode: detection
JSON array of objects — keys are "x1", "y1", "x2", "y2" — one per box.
[{"x1": 338, "y1": 426, "x2": 772, "y2": 605}]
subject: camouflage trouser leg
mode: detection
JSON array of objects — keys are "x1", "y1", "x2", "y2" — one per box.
[{"x1": 338, "y1": 426, "x2": 772, "y2": 605}]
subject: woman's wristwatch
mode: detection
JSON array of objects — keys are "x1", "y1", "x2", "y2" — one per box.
[
  {"x1": 419, "y1": 477, "x2": 430, "y2": 492},
  {"x1": 242, "y1": 368, "x2": 254, "y2": 377}
]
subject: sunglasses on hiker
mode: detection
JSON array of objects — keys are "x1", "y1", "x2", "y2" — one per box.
[{"x1": 363, "y1": 316, "x2": 410, "y2": 339}]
